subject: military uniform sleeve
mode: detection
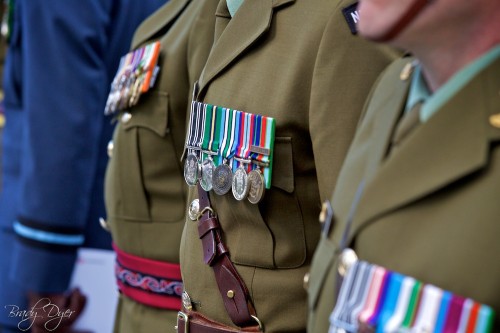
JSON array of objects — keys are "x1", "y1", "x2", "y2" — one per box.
[
  {"x1": 309, "y1": 0, "x2": 399, "y2": 202},
  {"x1": 9, "y1": 0, "x2": 113, "y2": 293}
]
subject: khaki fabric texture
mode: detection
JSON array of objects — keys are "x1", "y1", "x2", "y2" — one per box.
[
  {"x1": 308, "y1": 58, "x2": 500, "y2": 332},
  {"x1": 179, "y1": 0, "x2": 398, "y2": 331},
  {"x1": 104, "y1": 0, "x2": 219, "y2": 331}
]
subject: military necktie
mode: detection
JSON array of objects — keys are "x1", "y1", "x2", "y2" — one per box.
[{"x1": 391, "y1": 101, "x2": 423, "y2": 148}]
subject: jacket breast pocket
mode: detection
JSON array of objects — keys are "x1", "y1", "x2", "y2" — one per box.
[
  {"x1": 105, "y1": 91, "x2": 186, "y2": 223},
  {"x1": 218, "y1": 137, "x2": 307, "y2": 269}
]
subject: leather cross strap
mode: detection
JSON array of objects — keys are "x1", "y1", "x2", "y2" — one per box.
[{"x1": 196, "y1": 183, "x2": 259, "y2": 329}]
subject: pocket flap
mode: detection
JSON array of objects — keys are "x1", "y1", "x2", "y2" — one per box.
[{"x1": 123, "y1": 91, "x2": 169, "y2": 137}]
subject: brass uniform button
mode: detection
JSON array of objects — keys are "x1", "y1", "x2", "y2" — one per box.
[
  {"x1": 99, "y1": 217, "x2": 110, "y2": 232},
  {"x1": 303, "y1": 272, "x2": 310, "y2": 291},
  {"x1": 227, "y1": 290, "x2": 235, "y2": 299},
  {"x1": 337, "y1": 248, "x2": 358, "y2": 277},
  {"x1": 399, "y1": 60, "x2": 418, "y2": 81},
  {"x1": 121, "y1": 112, "x2": 132, "y2": 124},
  {"x1": 489, "y1": 113, "x2": 500, "y2": 128},
  {"x1": 107, "y1": 140, "x2": 114, "y2": 158}
]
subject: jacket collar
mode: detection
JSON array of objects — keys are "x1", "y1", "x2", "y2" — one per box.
[
  {"x1": 348, "y1": 57, "x2": 500, "y2": 243},
  {"x1": 196, "y1": 0, "x2": 295, "y2": 98},
  {"x1": 132, "y1": 0, "x2": 191, "y2": 49}
]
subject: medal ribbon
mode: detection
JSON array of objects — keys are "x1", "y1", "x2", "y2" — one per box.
[
  {"x1": 142, "y1": 41, "x2": 161, "y2": 93},
  {"x1": 105, "y1": 42, "x2": 160, "y2": 115},
  {"x1": 186, "y1": 101, "x2": 198, "y2": 153},
  {"x1": 250, "y1": 114, "x2": 270, "y2": 177},
  {"x1": 186, "y1": 101, "x2": 204, "y2": 159},
  {"x1": 243, "y1": 113, "x2": 256, "y2": 172},
  {"x1": 226, "y1": 109, "x2": 238, "y2": 165},
  {"x1": 208, "y1": 106, "x2": 223, "y2": 160},
  {"x1": 209, "y1": 106, "x2": 224, "y2": 162},
  {"x1": 234, "y1": 111, "x2": 248, "y2": 170},
  {"x1": 217, "y1": 107, "x2": 229, "y2": 165},
  {"x1": 195, "y1": 103, "x2": 207, "y2": 158},
  {"x1": 230, "y1": 111, "x2": 243, "y2": 172},
  {"x1": 262, "y1": 116, "x2": 275, "y2": 189},
  {"x1": 250, "y1": 114, "x2": 262, "y2": 163},
  {"x1": 330, "y1": 261, "x2": 496, "y2": 333},
  {"x1": 201, "y1": 104, "x2": 215, "y2": 161},
  {"x1": 105, "y1": 54, "x2": 126, "y2": 115},
  {"x1": 219, "y1": 108, "x2": 234, "y2": 165}
]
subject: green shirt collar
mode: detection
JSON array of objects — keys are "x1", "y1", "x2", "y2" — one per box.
[
  {"x1": 407, "y1": 45, "x2": 500, "y2": 122},
  {"x1": 227, "y1": 0, "x2": 244, "y2": 17}
]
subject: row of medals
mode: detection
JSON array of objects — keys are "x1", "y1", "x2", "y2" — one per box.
[
  {"x1": 105, "y1": 65, "x2": 152, "y2": 116},
  {"x1": 184, "y1": 152, "x2": 265, "y2": 204}
]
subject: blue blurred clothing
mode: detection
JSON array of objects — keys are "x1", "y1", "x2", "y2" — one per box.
[{"x1": 0, "y1": 0, "x2": 164, "y2": 329}]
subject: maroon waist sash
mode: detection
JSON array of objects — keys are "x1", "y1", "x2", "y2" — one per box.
[{"x1": 113, "y1": 243, "x2": 183, "y2": 310}]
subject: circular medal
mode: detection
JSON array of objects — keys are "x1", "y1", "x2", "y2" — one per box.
[
  {"x1": 232, "y1": 166, "x2": 249, "y2": 201},
  {"x1": 200, "y1": 158, "x2": 215, "y2": 191},
  {"x1": 188, "y1": 199, "x2": 200, "y2": 221},
  {"x1": 184, "y1": 153, "x2": 199, "y2": 186},
  {"x1": 212, "y1": 164, "x2": 233, "y2": 195},
  {"x1": 247, "y1": 170, "x2": 265, "y2": 204}
]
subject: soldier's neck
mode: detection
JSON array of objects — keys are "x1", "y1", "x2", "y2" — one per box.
[{"x1": 409, "y1": 16, "x2": 500, "y2": 92}]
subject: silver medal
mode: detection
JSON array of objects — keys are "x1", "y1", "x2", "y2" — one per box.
[
  {"x1": 247, "y1": 169, "x2": 265, "y2": 204},
  {"x1": 188, "y1": 199, "x2": 200, "y2": 221},
  {"x1": 184, "y1": 153, "x2": 199, "y2": 186},
  {"x1": 200, "y1": 158, "x2": 215, "y2": 191},
  {"x1": 212, "y1": 163, "x2": 233, "y2": 195},
  {"x1": 232, "y1": 165, "x2": 249, "y2": 201}
]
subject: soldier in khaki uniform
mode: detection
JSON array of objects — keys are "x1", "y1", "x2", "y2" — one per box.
[
  {"x1": 103, "y1": 0, "x2": 219, "y2": 331},
  {"x1": 308, "y1": 0, "x2": 500, "y2": 331},
  {"x1": 178, "y1": 0, "x2": 398, "y2": 332}
]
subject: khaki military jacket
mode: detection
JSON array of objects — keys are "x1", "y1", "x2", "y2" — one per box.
[
  {"x1": 308, "y1": 57, "x2": 500, "y2": 332},
  {"x1": 179, "y1": 0, "x2": 397, "y2": 331},
  {"x1": 104, "y1": 0, "x2": 218, "y2": 331}
]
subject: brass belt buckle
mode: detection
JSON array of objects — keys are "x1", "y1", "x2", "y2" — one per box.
[{"x1": 175, "y1": 311, "x2": 189, "y2": 333}]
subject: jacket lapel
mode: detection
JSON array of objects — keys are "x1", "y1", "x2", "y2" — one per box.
[
  {"x1": 131, "y1": 0, "x2": 191, "y2": 49},
  {"x1": 349, "y1": 57, "x2": 500, "y2": 242},
  {"x1": 197, "y1": 0, "x2": 295, "y2": 98}
]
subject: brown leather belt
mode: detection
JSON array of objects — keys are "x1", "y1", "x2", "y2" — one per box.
[
  {"x1": 195, "y1": 183, "x2": 261, "y2": 329},
  {"x1": 176, "y1": 310, "x2": 262, "y2": 333}
]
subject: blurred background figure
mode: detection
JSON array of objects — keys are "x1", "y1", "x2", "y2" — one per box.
[
  {"x1": 0, "y1": 0, "x2": 8, "y2": 186},
  {"x1": 0, "y1": 0, "x2": 164, "y2": 332}
]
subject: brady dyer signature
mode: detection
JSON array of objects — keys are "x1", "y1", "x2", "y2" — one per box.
[{"x1": 4, "y1": 298, "x2": 75, "y2": 331}]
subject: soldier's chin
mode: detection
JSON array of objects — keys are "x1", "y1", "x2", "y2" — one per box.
[{"x1": 358, "y1": 22, "x2": 395, "y2": 42}]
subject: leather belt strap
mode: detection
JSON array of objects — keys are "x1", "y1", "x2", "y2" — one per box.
[
  {"x1": 196, "y1": 183, "x2": 258, "y2": 328},
  {"x1": 177, "y1": 311, "x2": 261, "y2": 333}
]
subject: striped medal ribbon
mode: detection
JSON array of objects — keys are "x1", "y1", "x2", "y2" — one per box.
[
  {"x1": 200, "y1": 104, "x2": 222, "y2": 191},
  {"x1": 183, "y1": 101, "x2": 204, "y2": 186},
  {"x1": 248, "y1": 115, "x2": 275, "y2": 189},
  {"x1": 329, "y1": 260, "x2": 496, "y2": 333}
]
